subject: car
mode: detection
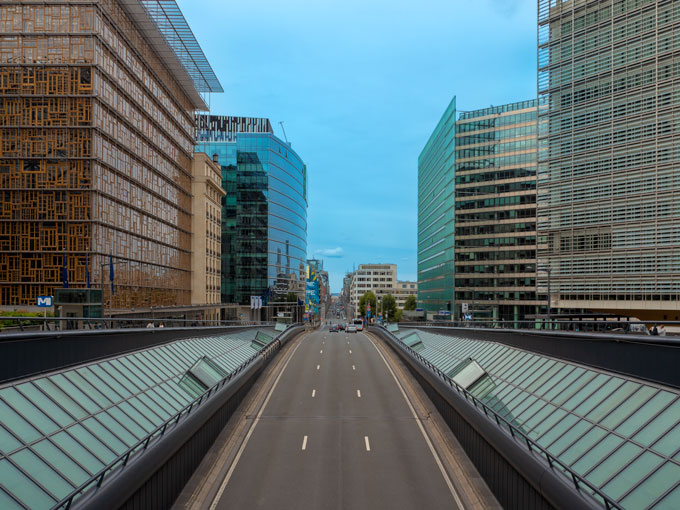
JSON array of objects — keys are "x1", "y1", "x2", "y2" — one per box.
[
  {"x1": 338, "y1": 323, "x2": 345, "y2": 331},
  {"x1": 328, "y1": 324, "x2": 339, "y2": 332},
  {"x1": 346, "y1": 325, "x2": 357, "y2": 333}
]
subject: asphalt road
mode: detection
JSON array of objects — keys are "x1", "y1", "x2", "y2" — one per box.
[{"x1": 209, "y1": 328, "x2": 463, "y2": 510}]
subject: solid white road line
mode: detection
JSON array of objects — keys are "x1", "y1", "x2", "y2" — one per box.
[
  {"x1": 364, "y1": 436, "x2": 371, "y2": 452},
  {"x1": 312, "y1": 389, "x2": 316, "y2": 398},
  {"x1": 316, "y1": 364, "x2": 320, "y2": 370},
  {"x1": 357, "y1": 390, "x2": 361, "y2": 398},
  {"x1": 367, "y1": 335, "x2": 465, "y2": 510},
  {"x1": 208, "y1": 333, "x2": 307, "y2": 510},
  {"x1": 302, "y1": 435, "x2": 308, "y2": 450}
]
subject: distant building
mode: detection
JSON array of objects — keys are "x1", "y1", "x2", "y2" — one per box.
[
  {"x1": 394, "y1": 281, "x2": 418, "y2": 309},
  {"x1": 195, "y1": 115, "x2": 308, "y2": 306},
  {"x1": 0, "y1": 0, "x2": 222, "y2": 309},
  {"x1": 349, "y1": 264, "x2": 397, "y2": 317},
  {"x1": 191, "y1": 153, "x2": 226, "y2": 321}
]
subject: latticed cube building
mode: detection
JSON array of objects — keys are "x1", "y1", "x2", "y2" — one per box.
[
  {"x1": 538, "y1": 0, "x2": 680, "y2": 320},
  {"x1": 0, "y1": 0, "x2": 222, "y2": 309}
]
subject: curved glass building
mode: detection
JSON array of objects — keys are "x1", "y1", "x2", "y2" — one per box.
[{"x1": 196, "y1": 116, "x2": 307, "y2": 305}]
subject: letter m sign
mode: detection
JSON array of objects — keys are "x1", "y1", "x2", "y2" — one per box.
[{"x1": 37, "y1": 296, "x2": 53, "y2": 307}]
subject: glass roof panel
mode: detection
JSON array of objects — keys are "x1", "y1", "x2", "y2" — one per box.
[
  {"x1": 11, "y1": 448, "x2": 74, "y2": 500},
  {"x1": 16, "y1": 382, "x2": 75, "y2": 428},
  {"x1": 0, "y1": 487, "x2": 23, "y2": 510},
  {"x1": 0, "y1": 423, "x2": 22, "y2": 454},
  {"x1": 652, "y1": 483, "x2": 680, "y2": 510},
  {"x1": 0, "y1": 388, "x2": 58, "y2": 436},
  {"x1": 616, "y1": 393, "x2": 676, "y2": 437},
  {"x1": 651, "y1": 422, "x2": 680, "y2": 457},
  {"x1": 0, "y1": 458, "x2": 55, "y2": 509},
  {"x1": 602, "y1": 451, "x2": 664, "y2": 501},
  {"x1": 32, "y1": 439, "x2": 90, "y2": 487},
  {"x1": 0, "y1": 400, "x2": 41, "y2": 444},
  {"x1": 620, "y1": 462, "x2": 680, "y2": 509}
]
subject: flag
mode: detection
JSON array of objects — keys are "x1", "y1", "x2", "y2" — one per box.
[
  {"x1": 109, "y1": 254, "x2": 115, "y2": 294},
  {"x1": 85, "y1": 253, "x2": 91, "y2": 289},
  {"x1": 62, "y1": 252, "x2": 69, "y2": 288}
]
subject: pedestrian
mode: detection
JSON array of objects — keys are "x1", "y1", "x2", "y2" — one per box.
[
  {"x1": 652, "y1": 324, "x2": 659, "y2": 336},
  {"x1": 659, "y1": 325, "x2": 667, "y2": 336},
  {"x1": 146, "y1": 321, "x2": 154, "y2": 328},
  {"x1": 158, "y1": 322, "x2": 164, "y2": 328}
]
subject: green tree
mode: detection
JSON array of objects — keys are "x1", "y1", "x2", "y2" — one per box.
[
  {"x1": 358, "y1": 291, "x2": 376, "y2": 317},
  {"x1": 393, "y1": 308, "x2": 403, "y2": 322},
  {"x1": 382, "y1": 294, "x2": 397, "y2": 321},
  {"x1": 403, "y1": 295, "x2": 417, "y2": 311}
]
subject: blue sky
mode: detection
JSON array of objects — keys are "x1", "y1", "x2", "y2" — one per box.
[{"x1": 178, "y1": 0, "x2": 537, "y2": 292}]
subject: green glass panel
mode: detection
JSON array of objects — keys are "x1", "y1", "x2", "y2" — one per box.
[
  {"x1": 0, "y1": 387, "x2": 58, "y2": 435},
  {"x1": 136, "y1": 392, "x2": 171, "y2": 421},
  {"x1": 99, "y1": 360, "x2": 140, "y2": 392},
  {"x1": 108, "y1": 407, "x2": 146, "y2": 439},
  {"x1": 652, "y1": 483, "x2": 680, "y2": 510},
  {"x1": 16, "y1": 382, "x2": 74, "y2": 428},
  {"x1": 601, "y1": 385, "x2": 657, "y2": 429},
  {"x1": 616, "y1": 392, "x2": 675, "y2": 437},
  {"x1": 526, "y1": 362, "x2": 565, "y2": 393},
  {"x1": 11, "y1": 448, "x2": 73, "y2": 499},
  {"x1": 633, "y1": 400, "x2": 680, "y2": 447},
  {"x1": 553, "y1": 372, "x2": 596, "y2": 406},
  {"x1": 108, "y1": 359, "x2": 146, "y2": 391},
  {"x1": 148, "y1": 387, "x2": 181, "y2": 413},
  {"x1": 66, "y1": 424, "x2": 116, "y2": 464},
  {"x1": 559, "y1": 426, "x2": 607, "y2": 465},
  {"x1": 621, "y1": 462, "x2": 680, "y2": 509},
  {"x1": 546, "y1": 420, "x2": 592, "y2": 455},
  {"x1": 32, "y1": 439, "x2": 89, "y2": 486},
  {"x1": 96, "y1": 411, "x2": 137, "y2": 446},
  {"x1": 543, "y1": 367, "x2": 584, "y2": 401},
  {"x1": 34, "y1": 379, "x2": 87, "y2": 419},
  {"x1": 118, "y1": 401, "x2": 155, "y2": 432},
  {"x1": 81, "y1": 417, "x2": 127, "y2": 455},
  {"x1": 572, "y1": 377, "x2": 623, "y2": 417},
  {"x1": 537, "y1": 414, "x2": 579, "y2": 447},
  {"x1": 51, "y1": 431, "x2": 104, "y2": 475},
  {"x1": 524, "y1": 404, "x2": 559, "y2": 435},
  {"x1": 119, "y1": 358, "x2": 154, "y2": 387},
  {"x1": 515, "y1": 399, "x2": 548, "y2": 425},
  {"x1": 0, "y1": 488, "x2": 23, "y2": 510},
  {"x1": 0, "y1": 424, "x2": 21, "y2": 455},
  {"x1": 76, "y1": 367, "x2": 121, "y2": 403},
  {"x1": 586, "y1": 380, "x2": 638, "y2": 422},
  {"x1": 64, "y1": 371, "x2": 112, "y2": 407},
  {"x1": 0, "y1": 458, "x2": 55, "y2": 509},
  {"x1": 87, "y1": 365, "x2": 132, "y2": 399},
  {"x1": 602, "y1": 451, "x2": 663, "y2": 500},
  {"x1": 651, "y1": 422, "x2": 680, "y2": 457},
  {"x1": 132, "y1": 353, "x2": 165, "y2": 381},
  {"x1": 127, "y1": 397, "x2": 163, "y2": 426},
  {"x1": 0, "y1": 400, "x2": 41, "y2": 444},
  {"x1": 562, "y1": 374, "x2": 608, "y2": 411},
  {"x1": 572, "y1": 434, "x2": 624, "y2": 475},
  {"x1": 50, "y1": 374, "x2": 99, "y2": 414},
  {"x1": 586, "y1": 442, "x2": 643, "y2": 485}
]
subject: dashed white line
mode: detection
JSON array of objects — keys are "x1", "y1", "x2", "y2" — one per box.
[
  {"x1": 320, "y1": 349, "x2": 323, "y2": 354},
  {"x1": 302, "y1": 435, "x2": 308, "y2": 450},
  {"x1": 364, "y1": 436, "x2": 371, "y2": 451},
  {"x1": 352, "y1": 365, "x2": 356, "y2": 370},
  {"x1": 349, "y1": 349, "x2": 352, "y2": 354},
  {"x1": 357, "y1": 390, "x2": 361, "y2": 398},
  {"x1": 316, "y1": 364, "x2": 320, "y2": 370},
  {"x1": 312, "y1": 389, "x2": 316, "y2": 397}
]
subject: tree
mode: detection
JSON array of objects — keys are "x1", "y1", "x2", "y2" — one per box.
[
  {"x1": 393, "y1": 308, "x2": 403, "y2": 322},
  {"x1": 404, "y1": 295, "x2": 417, "y2": 311},
  {"x1": 358, "y1": 291, "x2": 376, "y2": 317},
  {"x1": 382, "y1": 294, "x2": 397, "y2": 321}
]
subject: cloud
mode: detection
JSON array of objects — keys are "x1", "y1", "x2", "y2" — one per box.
[{"x1": 314, "y1": 247, "x2": 344, "y2": 258}]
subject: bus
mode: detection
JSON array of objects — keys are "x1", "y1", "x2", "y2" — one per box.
[{"x1": 353, "y1": 318, "x2": 364, "y2": 331}]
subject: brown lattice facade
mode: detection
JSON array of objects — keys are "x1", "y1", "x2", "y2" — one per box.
[{"x1": 0, "y1": 1, "x2": 197, "y2": 309}]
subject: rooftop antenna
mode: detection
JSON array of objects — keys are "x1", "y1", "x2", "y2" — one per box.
[{"x1": 278, "y1": 121, "x2": 289, "y2": 144}]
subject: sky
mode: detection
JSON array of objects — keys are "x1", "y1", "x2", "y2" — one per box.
[{"x1": 178, "y1": 0, "x2": 538, "y2": 293}]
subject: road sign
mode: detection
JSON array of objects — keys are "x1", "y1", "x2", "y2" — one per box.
[
  {"x1": 367, "y1": 303, "x2": 371, "y2": 311},
  {"x1": 462, "y1": 303, "x2": 469, "y2": 313},
  {"x1": 464, "y1": 313, "x2": 472, "y2": 320},
  {"x1": 37, "y1": 296, "x2": 53, "y2": 307}
]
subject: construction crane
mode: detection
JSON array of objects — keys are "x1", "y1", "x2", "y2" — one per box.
[{"x1": 278, "y1": 121, "x2": 289, "y2": 144}]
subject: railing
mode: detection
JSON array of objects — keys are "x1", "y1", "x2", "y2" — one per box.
[
  {"x1": 376, "y1": 325, "x2": 623, "y2": 510},
  {"x1": 53, "y1": 324, "x2": 299, "y2": 510},
  {"x1": 398, "y1": 319, "x2": 679, "y2": 336},
  {"x1": 0, "y1": 316, "x2": 273, "y2": 333}
]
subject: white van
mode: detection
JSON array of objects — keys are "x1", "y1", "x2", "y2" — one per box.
[{"x1": 353, "y1": 318, "x2": 364, "y2": 331}]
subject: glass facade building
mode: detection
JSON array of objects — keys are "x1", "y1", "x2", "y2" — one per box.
[
  {"x1": 196, "y1": 116, "x2": 307, "y2": 305},
  {"x1": 454, "y1": 100, "x2": 541, "y2": 321},
  {"x1": 0, "y1": 0, "x2": 221, "y2": 309},
  {"x1": 417, "y1": 97, "x2": 457, "y2": 312},
  {"x1": 538, "y1": 0, "x2": 680, "y2": 320}
]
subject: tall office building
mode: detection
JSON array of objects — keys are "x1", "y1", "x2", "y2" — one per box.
[
  {"x1": 195, "y1": 115, "x2": 308, "y2": 306},
  {"x1": 538, "y1": 0, "x2": 680, "y2": 320},
  {"x1": 454, "y1": 100, "x2": 540, "y2": 321},
  {"x1": 0, "y1": 0, "x2": 222, "y2": 309},
  {"x1": 417, "y1": 97, "x2": 456, "y2": 312}
]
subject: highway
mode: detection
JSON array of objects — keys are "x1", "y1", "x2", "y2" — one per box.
[{"x1": 179, "y1": 327, "x2": 496, "y2": 510}]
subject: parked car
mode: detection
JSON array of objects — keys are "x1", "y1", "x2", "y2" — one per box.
[{"x1": 346, "y1": 325, "x2": 357, "y2": 333}]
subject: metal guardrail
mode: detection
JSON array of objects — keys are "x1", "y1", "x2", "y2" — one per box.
[
  {"x1": 398, "y1": 319, "x2": 678, "y2": 336},
  {"x1": 53, "y1": 324, "x2": 300, "y2": 510},
  {"x1": 0, "y1": 316, "x2": 273, "y2": 333},
  {"x1": 376, "y1": 325, "x2": 623, "y2": 510}
]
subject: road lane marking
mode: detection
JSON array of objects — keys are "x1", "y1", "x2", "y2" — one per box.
[
  {"x1": 209, "y1": 332, "x2": 307, "y2": 510},
  {"x1": 364, "y1": 436, "x2": 371, "y2": 451},
  {"x1": 357, "y1": 390, "x2": 361, "y2": 398},
  {"x1": 349, "y1": 349, "x2": 352, "y2": 354},
  {"x1": 316, "y1": 364, "x2": 320, "y2": 370},
  {"x1": 367, "y1": 334, "x2": 465, "y2": 510},
  {"x1": 352, "y1": 365, "x2": 356, "y2": 370},
  {"x1": 320, "y1": 350, "x2": 323, "y2": 354},
  {"x1": 312, "y1": 389, "x2": 316, "y2": 397},
  {"x1": 302, "y1": 435, "x2": 308, "y2": 450}
]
